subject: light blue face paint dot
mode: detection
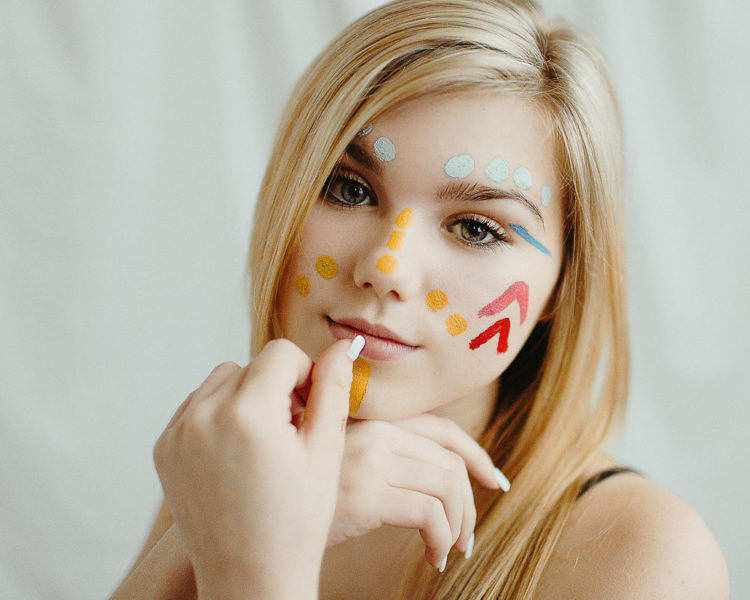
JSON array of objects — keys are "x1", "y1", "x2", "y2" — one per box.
[
  {"x1": 444, "y1": 155, "x2": 475, "y2": 179},
  {"x1": 484, "y1": 158, "x2": 509, "y2": 183},
  {"x1": 513, "y1": 167, "x2": 533, "y2": 190},
  {"x1": 541, "y1": 185, "x2": 552, "y2": 207},
  {"x1": 373, "y1": 136, "x2": 396, "y2": 162},
  {"x1": 357, "y1": 123, "x2": 372, "y2": 137}
]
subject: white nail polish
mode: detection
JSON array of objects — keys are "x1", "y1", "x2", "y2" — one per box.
[
  {"x1": 438, "y1": 554, "x2": 447, "y2": 573},
  {"x1": 495, "y1": 467, "x2": 511, "y2": 492},
  {"x1": 346, "y1": 335, "x2": 365, "y2": 361},
  {"x1": 465, "y1": 533, "x2": 475, "y2": 559}
]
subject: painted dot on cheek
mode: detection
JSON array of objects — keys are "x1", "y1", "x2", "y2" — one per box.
[
  {"x1": 446, "y1": 314, "x2": 468, "y2": 336},
  {"x1": 386, "y1": 230, "x2": 405, "y2": 251},
  {"x1": 444, "y1": 155, "x2": 475, "y2": 178},
  {"x1": 541, "y1": 185, "x2": 552, "y2": 207},
  {"x1": 349, "y1": 358, "x2": 371, "y2": 414},
  {"x1": 484, "y1": 157, "x2": 510, "y2": 183},
  {"x1": 315, "y1": 255, "x2": 338, "y2": 279},
  {"x1": 294, "y1": 274, "x2": 310, "y2": 296},
  {"x1": 513, "y1": 167, "x2": 533, "y2": 190},
  {"x1": 376, "y1": 255, "x2": 398, "y2": 273},
  {"x1": 394, "y1": 208, "x2": 414, "y2": 229},
  {"x1": 425, "y1": 289, "x2": 449, "y2": 312},
  {"x1": 373, "y1": 137, "x2": 396, "y2": 162}
]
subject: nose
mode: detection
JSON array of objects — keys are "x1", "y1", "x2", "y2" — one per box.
[{"x1": 352, "y1": 209, "x2": 423, "y2": 301}]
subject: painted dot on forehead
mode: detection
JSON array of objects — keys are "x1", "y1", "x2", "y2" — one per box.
[
  {"x1": 394, "y1": 208, "x2": 413, "y2": 229},
  {"x1": 373, "y1": 136, "x2": 396, "y2": 162},
  {"x1": 444, "y1": 155, "x2": 475, "y2": 179},
  {"x1": 315, "y1": 255, "x2": 338, "y2": 279},
  {"x1": 294, "y1": 274, "x2": 310, "y2": 296},
  {"x1": 446, "y1": 314, "x2": 468, "y2": 336},
  {"x1": 513, "y1": 167, "x2": 533, "y2": 190},
  {"x1": 484, "y1": 158, "x2": 509, "y2": 183},
  {"x1": 425, "y1": 289, "x2": 448, "y2": 312},
  {"x1": 541, "y1": 185, "x2": 552, "y2": 207},
  {"x1": 349, "y1": 358, "x2": 371, "y2": 414},
  {"x1": 376, "y1": 254, "x2": 398, "y2": 274},
  {"x1": 357, "y1": 123, "x2": 373, "y2": 137}
]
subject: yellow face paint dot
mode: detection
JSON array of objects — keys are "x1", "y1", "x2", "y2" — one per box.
[
  {"x1": 446, "y1": 314, "x2": 468, "y2": 336},
  {"x1": 315, "y1": 255, "x2": 338, "y2": 279},
  {"x1": 386, "y1": 230, "x2": 405, "y2": 251},
  {"x1": 349, "y1": 358, "x2": 371, "y2": 414},
  {"x1": 394, "y1": 208, "x2": 414, "y2": 229},
  {"x1": 376, "y1": 255, "x2": 398, "y2": 274},
  {"x1": 425, "y1": 289, "x2": 449, "y2": 312},
  {"x1": 294, "y1": 274, "x2": 311, "y2": 296}
]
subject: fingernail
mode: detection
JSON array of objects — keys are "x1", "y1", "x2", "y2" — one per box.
[
  {"x1": 346, "y1": 335, "x2": 365, "y2": 361},
  {"x1": 464, "y1": 533, "x2": 475, "y2": 559},
  {"x1": 438, "y1": 554, "x2": 447, "y2": 573},
  {"x1": 495, "y1": 467, "x2": 511, "y2": 492}
]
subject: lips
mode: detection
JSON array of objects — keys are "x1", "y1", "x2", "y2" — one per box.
[{"x1": 327, "y1": 316, "x2": 418, "y2": 361}]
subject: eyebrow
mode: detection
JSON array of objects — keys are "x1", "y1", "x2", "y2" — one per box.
[
  {"x1": 437, "y1": 180, "x2": 544, "y2": 225},
  {"x1": 344, "y1": 138, "x2": 383, "y2": 176}
]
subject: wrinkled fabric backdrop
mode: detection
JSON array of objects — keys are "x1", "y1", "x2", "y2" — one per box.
[{"x1": 1, "y1": 1, "x2": 748, "y2": 597}]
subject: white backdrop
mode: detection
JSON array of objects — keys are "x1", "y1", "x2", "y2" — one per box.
[{"x1": 1, "y1": 1, "x2": 748, "y2": 598}]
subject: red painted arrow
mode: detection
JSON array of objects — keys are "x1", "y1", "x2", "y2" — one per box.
[
  {"x1": 469, "y1": 318, "x2": 511, "y2": 353},
  {"x1": 477, "y1": 281, "x2": 528, "y2": 324}
]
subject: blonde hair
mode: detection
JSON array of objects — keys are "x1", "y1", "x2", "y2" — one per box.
[{"x1": 248, "y1": 0, "x2": 628, "y2": 597}]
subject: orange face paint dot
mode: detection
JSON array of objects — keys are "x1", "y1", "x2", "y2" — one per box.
[
  {"x1": 386, "y1": 230, "x2": 405, "y2": 251},
  {"x1": 376, "y1": 254, "x2": 398, "y2": 273},
  {"x1": 446, "y1": 314, "x2": 468, "y2": 336},
  {"x1": 315, "y1": 255, "x2": 338, "y2": 279},
  {"x1": 394, "y1": 208, "x2": 414, "y2": 229},
  {"x1": 349, "y1": 358, "x2": 371, "y2": 414},
  {"x1": 294, "y1": 274, "x2": 311, "y2": 296},
  {"x1": 425, "y1": 289, "x2": 449, "y2": 312}
]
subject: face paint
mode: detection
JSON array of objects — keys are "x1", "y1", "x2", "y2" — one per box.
[
  {"x1": 513, "y1": 167, "x2": 533, "y2": 190},
  {"x1": 394, "y1": 208, "x2": 413, "y2": 229},
  {"x1": 469, "y1": 317, "x2": 511, "y2": 353},
  {"x1": 446, "y1": 313, "x2": 468, "y2": 336},
  {"x1": 294, "y1": 274, "x2": 311, "y2": 296},
  {"x1": 541, "y1": 185, "x2": 552, "y2": 207},
  {"x1": 386, "y1": 230, "x2": 405, "y2": 251},
  {"x1": 469, "y1": 281, "x2": 529, "y2": 353},
  {"x1": 373, "y1": 136, "x2": 396, "y2": 162},
  {"x1": 349, "y1": 358, "x2": 371, "y2": 413},
  {"x1": 425, "y1": 289, "x2": 449, "y2": 312},
  {"x1": 484, "y1": 157, "x2": 510, "y2": 183},
  {"x1": 444, "y1": 155, "x2": 475, "y2": 179},
  {"x1": 357, "y1": 123, "x2": 373, "y2": 137},
  {"x1": 315, "y1": 255, "x2": 338, "y2": 278},
  {"x1": 509, "y1": 224, "x2": 551, "y2": 256},
  {"x1": 376, "y1": 254, "x2": 398, "y2": 273}
]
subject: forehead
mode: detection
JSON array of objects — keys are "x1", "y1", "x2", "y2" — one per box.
[{"x1": 356, "y1": 93, "x2": 558, "y2": 188}]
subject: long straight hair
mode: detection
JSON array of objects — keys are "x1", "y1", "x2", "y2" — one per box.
[{"x1": 248, "y1": 1, "x2": 628, "y2": 597}]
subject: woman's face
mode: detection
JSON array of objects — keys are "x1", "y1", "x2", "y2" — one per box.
[{"x1": 278, "y1": 93, "x2": 564, "y2": 424}]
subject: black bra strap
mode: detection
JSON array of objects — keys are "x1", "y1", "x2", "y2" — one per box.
[{"x1": 577, "y1": 467, "x2": 639, "y2": 499}]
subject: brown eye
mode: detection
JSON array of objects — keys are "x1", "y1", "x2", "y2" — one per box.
[
  {"x1": 460, "y1": 221, "x2": 492, "y2": 243},
  {"x1": 340, "y1": 180, "x2": 369, "y2": 205}
]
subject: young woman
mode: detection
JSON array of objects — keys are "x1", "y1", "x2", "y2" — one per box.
[{"x1": 112, "y1": 0, "x2": 729, "y2": 598}]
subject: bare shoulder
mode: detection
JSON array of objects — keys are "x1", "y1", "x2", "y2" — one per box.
[{"x1": 534, "y1": 471, "x2": 729, "y2": 600}]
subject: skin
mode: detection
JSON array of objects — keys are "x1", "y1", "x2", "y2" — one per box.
[{"x1": 110, "y1": 93, "x2": 729, "y2": 599}]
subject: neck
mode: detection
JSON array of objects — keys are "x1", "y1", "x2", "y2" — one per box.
[{"x1": 428, "y1": 377, "x2": 499, "y2": 440}]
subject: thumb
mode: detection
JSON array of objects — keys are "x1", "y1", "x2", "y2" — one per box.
[{"x1": 301, "y1": 336, "x2": 364, "y2": 460}]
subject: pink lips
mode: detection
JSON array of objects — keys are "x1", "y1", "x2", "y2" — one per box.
[{"x1": 327, "y1": 317, "x2": 418, "y2": 361}]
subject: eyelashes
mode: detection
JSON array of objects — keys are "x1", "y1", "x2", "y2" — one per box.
[{"x1": 322, "y1": 167, "x2": 511, "y2": 250}]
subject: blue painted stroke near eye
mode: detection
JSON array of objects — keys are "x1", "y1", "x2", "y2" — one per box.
[{"x1": 509, "y1": 224, "x2": 551, "y2": 256}]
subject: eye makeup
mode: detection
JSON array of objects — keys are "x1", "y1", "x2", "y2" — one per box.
[{"x1": 508, "y1": 224, "x2": 551, "y2": 256}]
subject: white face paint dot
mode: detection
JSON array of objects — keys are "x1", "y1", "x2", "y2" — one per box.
[
  {"x1": 484, "y1": 157, "x2": 509, "y2": 183},
  {"x1": 357, "y1": 123, "x2": 373, "y2": 137},
  {"x1": 513, "y1": 167, "x2": 533, "y2": 190},
  {"x1": 444, "y1": 155, "x2": 475, "y2": 179},
  {"x1": 541, "y1": 185, "x2": 552, "y2": 207},
  {"x1": 373, "y1": 136, "x2": 396, "y2": 162}
]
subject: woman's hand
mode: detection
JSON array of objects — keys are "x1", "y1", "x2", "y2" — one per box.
[
  {"x1": 327, "y1": 414, "x2": 509, "y2": 570},
  {"x1": 153, "y1": 338, "x2": 358, "y2": 600}
]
